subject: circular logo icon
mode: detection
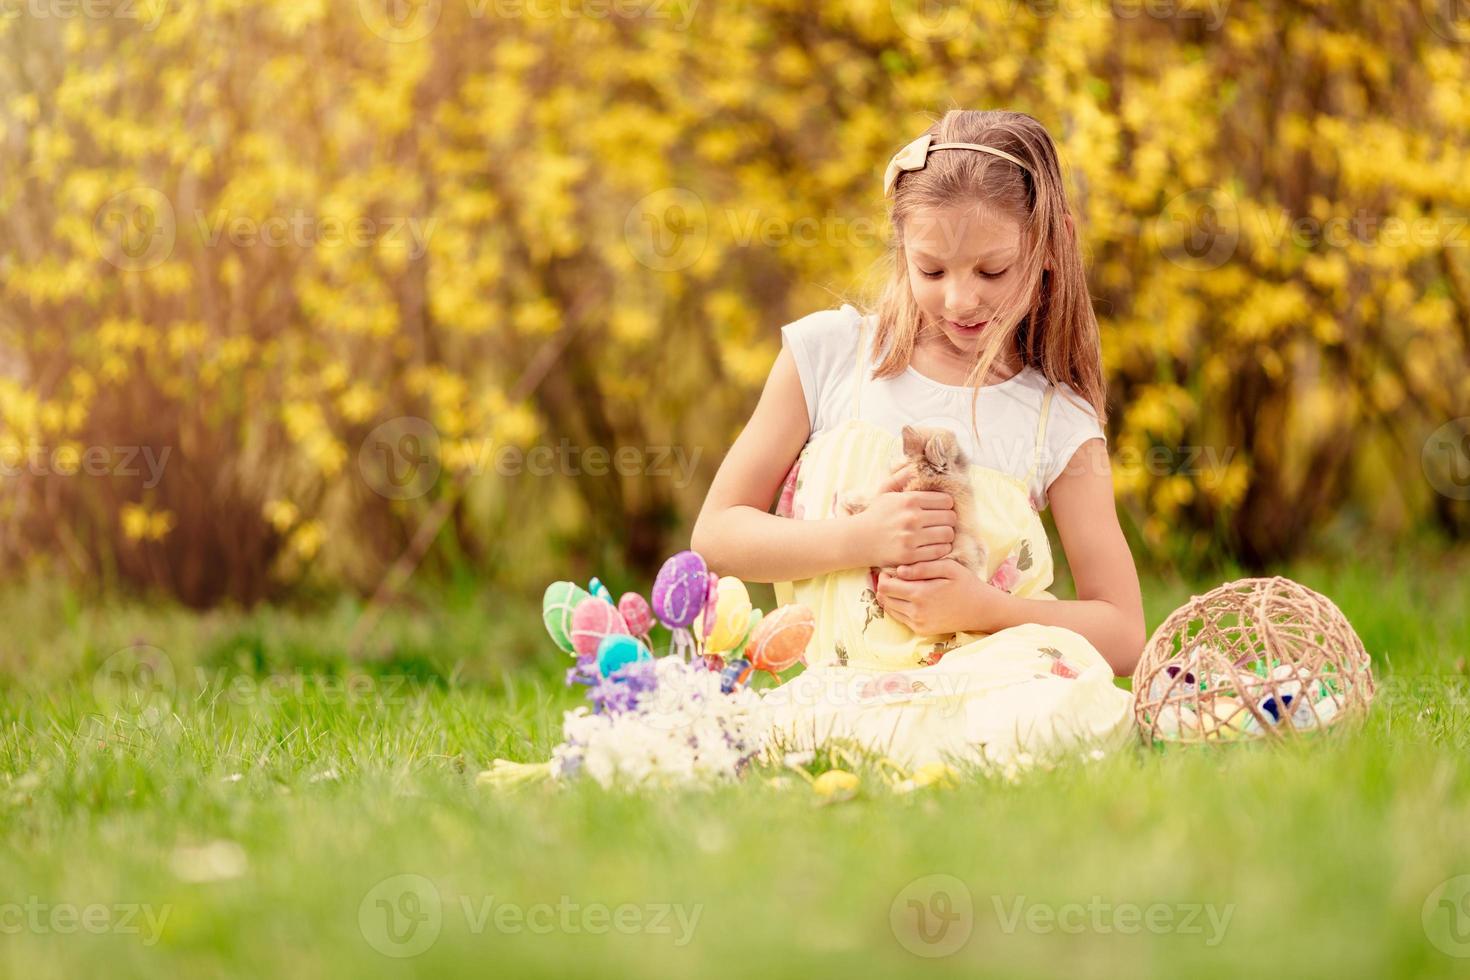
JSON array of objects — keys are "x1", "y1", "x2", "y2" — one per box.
[
  {"x1": 359, "y1": 874, "x2": 443, "y2": 958},
  {"x1": 1423, "y1": 0, "x2": 1470, "y2": 43},
  {"x1": 890, "y1": 0, "x2": 975, "y2": 42},
  {"x1": 1152, "y1": 188, "x2": 1241, "y2": 271},
  {"x1": 93, "y1": 187, "x2": 176, "y2": 271},
  {"x1": 93, "y1": 644, "x2": 176, "y2": 729},
  {"x1": 889, "y1": 873, "x2": 973, "y2": 958},
  {"x1": 358, "y1": 417, "x2": 441, "y2": 500},
  {"x1": 1422, "y1": 418, "x2": 1470, "y2": 501},
  {"x1": 623, "y1": 188, "x2": 708, "y2": 272},
  {"x1": 356, "y1": 0, "x2": 442, "y2": 42},
  {"x1": 626, "y1": 659, "x2": 714, "y2": 733},
  {"x1": 1423, "y1": 874, "x2": 1470, "y2": 957}
]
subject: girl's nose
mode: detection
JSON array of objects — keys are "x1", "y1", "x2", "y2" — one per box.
[{"x1": 946, "y1": 275, "x2": 982, "y2": 315}]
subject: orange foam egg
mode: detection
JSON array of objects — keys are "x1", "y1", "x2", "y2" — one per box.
[{"x1": 747, "y1": 604, "x2": 814, "y2": 675}]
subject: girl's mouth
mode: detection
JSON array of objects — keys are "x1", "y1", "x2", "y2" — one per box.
[{"x1": 945, "y1": 318, "x2": 989, "y2": 335}]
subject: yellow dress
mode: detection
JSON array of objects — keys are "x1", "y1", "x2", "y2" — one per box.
[{"x1": 757, "y1": 319, "x2": 1134, "y2": 773}]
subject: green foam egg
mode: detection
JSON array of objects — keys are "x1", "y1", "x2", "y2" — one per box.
[{"x1": 542, "y1": 580, "x2": 591, "y2": 654}]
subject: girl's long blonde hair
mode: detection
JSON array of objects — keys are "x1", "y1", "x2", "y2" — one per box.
[{"x1": 868, "y1": 109, "x2": 1108, "y2": 437}]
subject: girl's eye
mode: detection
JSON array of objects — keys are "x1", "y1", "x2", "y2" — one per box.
[
  {"x1": 918, "y1": 268, "x2": 943, "y2": 279},
  {"x1": 980, "y1": 268, "x2": 1009, "y2": 280}
]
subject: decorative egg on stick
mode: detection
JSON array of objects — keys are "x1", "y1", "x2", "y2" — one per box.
[
  {"x1": 617, "y1": 592, "x2": 654, "y2": 647},
  {"x1": 570, "y1": 596, "x2": 629, "y2": 659},
  {"x1": 746, "y1": 603, "x2": 815, "y2": 683},
  {"x1": 588, "y1": 577, "x2": 614, "y2": 604},
  {"x1": 651, "y1": 550, "x2": 710, "y2": 661},
  {"x1": 720, "y1": 657, "x2": 754, "y2": 694},
  {"x1": 542, "y1": 581, "x2": 592, "y2": 655},
  {"x1": 697, "y1": 571, "x2": 720, "y2": 656},
  {"x1": 694, "y1": 576, "x2": 753, "y2": 659},
  {"x1": 596, "y1": 634, "x2": 652, "y2": 678},
  {"x1": 730, "y1": 608, "x2": 763, "y2": 661}
]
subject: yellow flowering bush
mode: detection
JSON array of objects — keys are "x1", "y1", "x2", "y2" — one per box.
[{"x1": 0, "y1": 2, "x2": 1466, "y2": 603}]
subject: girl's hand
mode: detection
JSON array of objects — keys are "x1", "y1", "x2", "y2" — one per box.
[
  {"x1": 876, "y1": 559, "x2": 1013, "y2": 636},
  {"x1": 852, "y1": 487, "x2": 956, "y2": 569}
]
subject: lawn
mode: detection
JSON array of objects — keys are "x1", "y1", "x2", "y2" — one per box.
[{"x1": 2, "y1": 545, "x2": 1469, "y2": 978}]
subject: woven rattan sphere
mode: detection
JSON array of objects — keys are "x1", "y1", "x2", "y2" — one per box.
[{"x1": 1134, "y1": 576, "x2": 1375, "y2": 745}]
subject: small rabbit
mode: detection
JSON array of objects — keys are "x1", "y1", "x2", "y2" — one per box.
[{"x1": 840, "y1": 425, "x2": 987, "y2": 575}]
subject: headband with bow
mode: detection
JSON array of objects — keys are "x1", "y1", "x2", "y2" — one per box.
[{"x1": 882, "y1": 133, "x2": 1033, "y2": 198}]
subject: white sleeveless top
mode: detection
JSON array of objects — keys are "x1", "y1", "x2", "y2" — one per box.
[{"x1": 780, "y1": 304, "x2": 1107, "y2": 511}]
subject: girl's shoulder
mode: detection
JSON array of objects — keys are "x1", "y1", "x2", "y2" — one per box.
[
  {"x1": 779, "y1": 304, "x2": 865, "y2": 431},
  {"x1": 779, "y1": 303, "x2": 864, "y2": 351},
  {"x1": 1033, "y1": 376, "x2": 1108, "y2": 508}
]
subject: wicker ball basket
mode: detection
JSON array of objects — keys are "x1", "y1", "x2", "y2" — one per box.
[{"x1": 1134, "y1": 576, "x2": 1376, "y2": 745}]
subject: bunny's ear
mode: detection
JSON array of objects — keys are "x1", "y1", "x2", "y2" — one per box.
[
  {"x1": 900, "y1": 425, "x2": 925, "y2": 458},
  {"x1": 924, "y1": 430, "x2": 964, "y2": 470}
]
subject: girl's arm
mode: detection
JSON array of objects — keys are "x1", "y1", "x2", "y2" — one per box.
[
  {"x1": 981, "y1": 438, "x2": 1147, "y2": 675},
  {"x1": 691, "y1": 347, "x2": 957, "y2": 583},
  {"x1": 691, "y1": 347, "x2": 865, "y2": 583}
]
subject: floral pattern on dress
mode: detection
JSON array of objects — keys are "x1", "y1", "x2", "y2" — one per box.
[
  {"x1": 918, "y1": 637, "x2": 959, "y2": 667},
  {"x1": 987, "y1": 540, "x2": 1034, "y2": 593},
  {"x1": 859, "y1": 583, "x2": 885, "y2": 633},
  {"x1": 776, "y1": 453, "x2": 805, "y2": 519},
  {"x1": 1040, "y1": 645, "x2": 1080, "y2": 679}
]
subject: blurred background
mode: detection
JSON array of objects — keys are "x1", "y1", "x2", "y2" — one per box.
[{"x1": 1, "y1": 0, "x2": 1467, "y2": 614}]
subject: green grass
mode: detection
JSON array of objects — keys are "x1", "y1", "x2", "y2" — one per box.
[{"x1": 3, "y1": 548, "x2": 1470, "y2": 978}]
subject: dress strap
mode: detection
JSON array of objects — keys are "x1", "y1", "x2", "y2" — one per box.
[
  {"x1": 848, "y1": 312, "x2": 867, "y2": 422},
  {"x1": 1025, "y1": 385, "x2": 1056, "y2": 496}
]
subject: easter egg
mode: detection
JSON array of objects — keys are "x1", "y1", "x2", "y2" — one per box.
[
  {"x1": 1146, "y1": 662, "x2": 1202, "y2": 704},
  {"x1": 911, "y1": 762, "x2": 959, "y2": 789},
  {"x1": 747, "y1": 603, "x2": 815, "y2": 675},
  {"x1": 617, "y1": 592, "x2": 653, "y2": 638},
  {"x1": 1206, "y1": 696, "x2": 1251, "y2": 739},
  {"x1": 588, "y1": 577, "x2": 613, "y2": 604},
  {"x1": 570, "y1": 596, "x2": 629, "y2": 658},
  {"x1": 731, "y1": 608, "x2": 763, "y2": 659},
  {"x1": 719, "y1": 658, "x2": 753, "y2": 694},
  {"x1": 596, "y1": 634, "x2": 651, "y2": 678},
  {"x1": 541, "y1": 581, "x2": 592, "y2": 654},
  {"x1": 699, "y1": 572, "x2": 720, "y2": 641},
  {"x1": 812, "y1": 769, "x2": 859, "y2": 802},
  {"x1": 1154, "y1": 704, "x2": 1200, "y2": 740},
  {"x1": 1293, "y1": 692, "x2": 1344, "y2": 729},
  {"x1": 694, "y1": 576, "x2": 753, "y2": 655},
  {"x1": 651, "y1": 550, "x2": 709, "y2": 629}
]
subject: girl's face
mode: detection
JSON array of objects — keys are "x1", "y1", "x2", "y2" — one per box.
[{"x1": 904, "y1": 203, "x2": 1027, "y2": 357}]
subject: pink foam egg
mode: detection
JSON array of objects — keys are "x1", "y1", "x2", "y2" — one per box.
[
  {"x1": 570, "y1": 597, "x2": 629, "y2": 658},
  {"x1": 700, "y1": 571, "x2": 719, "y2": 641},
  {"x1": 617, "y1": 593, "x2": 653, "y2": 637}
]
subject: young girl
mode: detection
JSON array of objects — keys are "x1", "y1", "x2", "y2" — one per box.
[{"x1": 691, "y1": 109, "x2": 1145, "y2": 772}]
